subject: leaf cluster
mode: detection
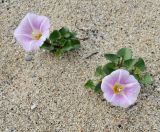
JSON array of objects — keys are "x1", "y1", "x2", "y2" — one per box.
[
  {"x1": 40, "y1": 27, "x2": 80, "y2": 56},
  {"x1": 85, "y1": 48, "x2": 153, "y2": 92}
]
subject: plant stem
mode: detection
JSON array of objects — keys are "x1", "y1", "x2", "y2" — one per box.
[{"x1": 118, "y1": 57, "x2": 124, "y2": 68}]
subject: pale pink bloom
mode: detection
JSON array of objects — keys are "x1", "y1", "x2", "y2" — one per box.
[
  {"x1": 14, "y1": 13, "x2": 50, "y2": 52},
  {"x1": 101, "y1": 69, "x2": 141, "y2": 108}
]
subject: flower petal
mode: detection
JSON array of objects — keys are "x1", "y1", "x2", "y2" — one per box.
[
  {"x1": 23, "y1": 39, "x2": 43, "y2": 52},
  {"x1": 41, "y1": 30, "x2": 49, "y2": 40},
  {"x1": 14, "y1": 33, "x2": 33, "y2": 47},
  {"x1": 22, "y1": 40, "x2": 35, "y2": 52},
  {"x1": 123, "y1": 77, "x2": 141, "y2": 103},
  {"x1": 26, "y1": 13, "x2": 50, "y2": 32},
  {"x1": 103, "y1": 89, "x2": 114, "y2": 102},
  {"x1": 111, "y1": 94, "x2": 131, "y2": 108},
  {"x1": 14, "y1": 15, "x2": 33, "y2": 35},
  {"x1": 124, "y1": 75, "x2": 139, "y2": 84},
  {"x1": 40, "y1": 17, "x2": 50, "y2": 33},
  {"x1": 110, "y1": 69, "x2": 130, "y2": 83},
  {"x1": 101, "y1": 75, "x2": 114, "y2": 93}
]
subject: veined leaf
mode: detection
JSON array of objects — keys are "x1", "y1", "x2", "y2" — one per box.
[
  {"x1": 134, "y1": 67, "x2": 141, "y2": 75},
  {"x1": 59, "y1": 39, "x2": 67, "y2": 46},
  {"x1": 64, "y1": 33, "x2": 71, "y2": 38},
  {"x1": 53, "y1": 49, "x2": 64, "y2": 57},
  {"x1": 40, "y1": 41, "x2": 51, "y2": 49},
  {"x1": 95, "y1": 66, "x2": 105, "y2": 77},
  {"x1": 103, "y1": 63, "x2": 116, "y2": 75},
  {"x1": 104, "y1": 54, "x2": 120, "y2": 63},
  {"x1": 124, "y1": 59, "x2": 137, "y2": 71},
  {"x1": 70, "y1": 32, "x2": 77, "y2": 38},
  {"x1": 84, "y1": 80, "x2": 95, "y2": 89},
  {"x1": 117, "y1": 48, "x2": 132, "y2": 60},
  {"x1": 141, "y1": 73, "x2": 153, "y2": 85},
  {"x1": 134, "y1": 58, "x2": 146, "y2": 71},
  {"x1": 59, "y1": 27, "x2": 69, "y2": 36},
  {"x1": 71, "y1": 39, "x2": 80, "y2": 49},
  {"x1": 94, "y1": 81, "x2": 102, "y2": 93},
  {"x1": 62, "y1": 40, "x2": 73, "y2": 51},
  {"x1": 49, "y1": 30, "x2": 61, "y2": 42}
]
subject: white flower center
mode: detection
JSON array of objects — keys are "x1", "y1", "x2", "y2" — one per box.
[
  {"x1": 112, "y1": 83, "x2": 124, "y2": 94},
  {"x1": 32, "y1": 31, "x2": 42, "y2": 40}
]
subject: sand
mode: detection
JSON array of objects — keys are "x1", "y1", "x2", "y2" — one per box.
[{"x1": 0, "y1": 0, "x2": 160, "y2": 131}]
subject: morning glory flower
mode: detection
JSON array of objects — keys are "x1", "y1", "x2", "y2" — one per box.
[
  {"x1": 14, "y1": 13, "x2": 50, "y2": 52},
  {"x1": 101, "y1": 69, "x2": 141, "y2": 108}
]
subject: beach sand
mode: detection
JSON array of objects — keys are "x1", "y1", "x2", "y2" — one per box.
[{"x1": 0, "y1": 0, "x2": 160, "y2": 131}]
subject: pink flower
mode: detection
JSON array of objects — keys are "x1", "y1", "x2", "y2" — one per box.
[
  {"x1": 101, "y1": 69, "x2": 141, "y2": 108},
  {"x1": 14, "y1": 13, "x2": 50, "y2": 52}
]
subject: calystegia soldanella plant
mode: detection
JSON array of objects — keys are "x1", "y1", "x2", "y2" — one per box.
[
  {"x1": 85, "y1": 48, "x2": 153, "y2": 108},
  {"x1": 14, "y1": 13, "x2": 80, "y2": 57}
]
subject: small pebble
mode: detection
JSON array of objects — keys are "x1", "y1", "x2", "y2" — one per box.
[
  {"x1": 25, "y1": 55, "x2": 32, "y2": 61},
  {"x1": 31, "y1": 103, "x2": 38, "y2": 110},
  {"x1": 157, "y1": 88, "x2": 160, "y2": 92}
]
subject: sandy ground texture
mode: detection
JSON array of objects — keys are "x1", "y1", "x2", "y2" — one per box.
[{"x1": 0, "y1": 0, "x2": 160, "y2": 131}]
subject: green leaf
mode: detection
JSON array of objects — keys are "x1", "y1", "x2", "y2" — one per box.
[
  {"x1": 103, "y1": 63, "x2": 116, "y2": 75},
  {"x1": 104, "y1": 54, "x2": 120, "y2": 63},
  {"x1": 117, "y1": 48, "x2": 132, "y2": 60},
  {"x1": 84, "y1": 80, "x2": 95, "y2": 89},
  {"x1": 95, "y1": 66, "x2": 105, "y2": 77},
  {"x1": 124, "y1": 59, "x2": 137, "y2": 71},
  {"x1": 94, "y1": 81, "x2": 102, "y2": 93},
  {"x1": 62, "y1": 39, "x2": 80, "y2": 52},
  {"x1": 49, "y1": 30, "x2": 61, "y2": 42},
  {"x1": 40, "y1": 41, "x2": 51, "y2": 49},
  {"x1": 70, "y1": 32, "x2": 77, "y2": 38},
  {"x1": 134, "y1": 58, "x2": 146, "y2": 71},
  {"x1": 133, "y1": 67, "x2": 142, "y2": 82},
  {"x1": 71, "y1": 39, "x2": 80, "y2": 49},
  {"x1": 134, "y1": 74, "x2": 141, "y2": 82},
  {"x1": 64, "y1": 33, "x2": 71, "y2": 38},
  {"x1": 62, "y1": 40, "x2": 73, "y2": 51},
  {"x1": 54, "y1": 49, "x2": 64, "y2": 57},
  {"x1": 134, "y1": 67, "x2": 141, "y2": 75},
  {"x1": 59, "y1": 39, "x2": 67, "y2": 46},
  {"x1": 59, "y1": 27, "x2": 69, "y2": 36},
  {"x1": 141, "y1": 73, "x2": 153, "y2": 85},
  {"x1": 40, "y1": 41, "x2": 54, "y2": 51}
]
